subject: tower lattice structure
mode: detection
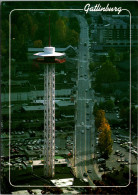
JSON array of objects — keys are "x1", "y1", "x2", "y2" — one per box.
[
  {"x1": 33, "y1": 16, "x2": 65, "y2": 178},
  {"x1": 34, "y1": 52, "x2": 65, "y2": 178},
  {"x1": 44, "y1": 64, "x2": 55, "y2": 177}
]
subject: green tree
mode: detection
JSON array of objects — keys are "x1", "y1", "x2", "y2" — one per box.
[
  {"x1": 68, "y1": 17, "x2": 80, "y2": 33},
  {"x1": 108, "y1": 48, "x2": 117, "y2": 62},
  {"x1": 95, "y1": 60, "x2": 119, "y2": 85},
  {"x1": 105, "y1": 100, "x2": 115, "y2": 111},
  {"x1": 1, "y1": 19, "x2": 9, "y2": 56},
  {"x1": 119, "y1": 107, "x2": 129, "y2": 123},
  {"x1": 97, "y1": 15, "x2": 103, "y2": 24},
  {"x1": 66, "y1": 29, "x2": 79, "y2": 46},
  {"x1": 56, "y1": 18, "x2": 67, "y2": 45},
  {"x1": 131, "y1": 106, "x2": 137, "y2": 132},
  {"x1": 93, "y1": 103, "x2": 99, "y2": 116},
  {"x1": 89, "y1": 62, "x2": 100, "y2": 72},
  {"x1": 34, "y1": 40, "x2": 43, "y2": 48},
  {"x1": 95, "y1": 100, "x2": 115, "y2": 113},
  {"x1": 95, "y1": 60, "x2": 119, "y2": 92},
  {"x1": 1, "y1": 29, "x2": 8, "y2": 55}
]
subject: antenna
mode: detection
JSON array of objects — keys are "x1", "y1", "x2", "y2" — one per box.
[{"x1": 49, "y1": 15, "x2": 51, "y2": 47}]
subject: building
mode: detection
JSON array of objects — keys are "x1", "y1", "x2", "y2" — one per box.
[{"x1": 90, "y1": 16, "x2": 138, "y2": 49}]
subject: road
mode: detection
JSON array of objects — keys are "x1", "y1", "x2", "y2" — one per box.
[{"x1": 74, "y1": 14, "x2": 99, "y2": 185}]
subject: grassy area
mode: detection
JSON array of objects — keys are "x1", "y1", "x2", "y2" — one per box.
[{"x1": 55, "y1": 156, "x2": 64, "y2": 159}]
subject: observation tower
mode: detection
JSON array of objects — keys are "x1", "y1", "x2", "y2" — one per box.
[{"x1": 33, "y1": 16, "x2": 66, "y2": 177}]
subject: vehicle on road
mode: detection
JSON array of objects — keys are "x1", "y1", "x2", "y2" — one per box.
[
  {"x1": 81, "y1": 122, "x2": 84, "y2": 126},
  {"x1": 86, "y1": 101, "x2": 89, "y2": 107},
  {"x1": 81, "y1": 130, "x2": 84, "y2": 134},
  {"x1": 84, "y1": 74, "x2": 87, "y2": 79}
]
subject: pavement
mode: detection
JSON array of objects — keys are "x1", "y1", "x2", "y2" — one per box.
[{"x1": 74, "y1": 14, "x2": 99, "y2": 186}]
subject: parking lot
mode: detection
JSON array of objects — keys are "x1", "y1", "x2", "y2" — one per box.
[
  {"x1": 94, "y1": 128, "x2": 137, "y2": 178},
  {"x1": 1, "y1": 130, "x2": 74, "y2": 170},
  {"x1": 1, "y1": 125, "x2": 137, "y2": 185}
]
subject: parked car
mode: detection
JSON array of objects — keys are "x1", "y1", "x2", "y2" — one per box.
[
  {"x1": 120, "y1": 153, "x2": 125, "y2": 157},
  {"x1": 117, "y1": 159, "x2": 121, "y2": 162},
  {"x1": 115, "y1": 150, "x2": 120, "y2": 154},
  {"x1": 99, "y1": 167, "x2": 104, "y2": 172},
  {"x1": 97, "y1": 158, "x2": 105, "y2": 163},
  {"x1": 87, "y1": 169, "x2": 92, "y2": 173},
  {"x1": 83, "y1": 172, "x2": 88, "y2": 177}
]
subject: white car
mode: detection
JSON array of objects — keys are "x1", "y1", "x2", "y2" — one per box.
[{"x1": 81, "y1": 122, "x2": 84, "y2": 126}]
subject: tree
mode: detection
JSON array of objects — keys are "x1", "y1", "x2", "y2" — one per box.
[
  {"x1": 68, "y1": 17, "x2": 80, "y2": 33},
  {"x1": 108, "y1": 48, "x2": 117, "y2": 62},
  {"x1": 89, "y1": 62, "x2": 100, "y2": 72},
  {"x1": 105, "y1": 100, "x2": 115, "y2": 111},
  {"x1": 97, "y1": 15, "x2": 103, "y2": 24},
  {"x1": 131, "y1": 106, "x2": 137, "y2": 132},
  {"x1": 94, "y1": 100, "x2": 115, "y2": 113},
  {"x1": 34, "y1": 40, "x2": 43, "y2": 48},
  {"x1": 95, "y1": 109, "x2": 113, "y2": 158},
  {"x1": 119, "y1": 107, "x2": 129, "y2": 123},
  {"x1": 95, "y1": 110, "x2": 107, "y2": 129},
  {"x1": 95, "y1": 60, "x2": 119, "y2": 85},
  {"x1": 98, "y1": 120, "x2": 113, "y2": 158},
  {"x1": 93, "y1": 103, "x2": 99, "y2": 116},
  {"x1": 55, "y1": 18, "x2": 67, "y2": 44},
  {"x1": 66, "y1": 29, "x2": 79, "y2": 46}
]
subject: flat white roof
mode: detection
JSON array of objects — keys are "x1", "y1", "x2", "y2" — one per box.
[
  {"x1": 51, "y1": 178, "x2": 74, "y2": 187},
  {"x1": 25, "y1": 159, "x2": 67, "y2": 166},
  {"x1": 62, "y1": 188, "x2": 81, "y2": 194}
]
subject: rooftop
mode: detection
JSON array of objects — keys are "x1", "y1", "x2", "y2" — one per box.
[
  {"x1": 12, "y1": 189, "x2": 42, "y2": 195},
  {"x1": 56, "y1": 101, "x2": 74, "y2": 107},
  {"x1": 56, "y1": 89, "x2": 72, "y2": 96},
  {"x1": 28, "y1": 45, "x2": 77, "y2": 53},
  {"x1": 24, "y1": 159, "x2": 68, "y2": 167},
  {"x1": 51, "y1": 178, "x2": 74, "y2": 187},
  {"x1": 22, "y1": 105, "x2": 44, "y2": 111}
]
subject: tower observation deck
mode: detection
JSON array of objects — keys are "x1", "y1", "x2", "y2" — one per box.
[{"x1": 34, "y1": 46, "x2": 66, "y2": 177}]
